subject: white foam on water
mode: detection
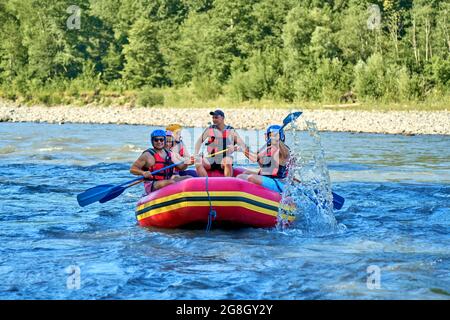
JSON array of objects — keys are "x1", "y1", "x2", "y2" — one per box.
[
  {"x1": 38, "y1": 146, "x2": 64, "y2": 152},
  {"x1": 0, "y1": 145, "x2": 16, "y2": 155}
]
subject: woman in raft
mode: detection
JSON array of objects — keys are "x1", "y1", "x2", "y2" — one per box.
[
  {"x1": 236, "y1": 125, "x2": 290, "y2": 193},
  {"x1": 165, "y1": 124, "x2": 197, "y2": 177}
]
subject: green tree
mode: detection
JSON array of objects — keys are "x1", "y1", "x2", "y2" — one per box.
[
  {"x1": 0, "y1": 3, "x2": 27, "y2": 83},
  {"x1": 354, "y1": 52, "x2": 392, "y2": 100},
  {"x1": 122, "y1": 17, "x2": 167, "y2": 88},
  {"x1": 228, "y1": 48, "x2": 284, "y2": 101}
]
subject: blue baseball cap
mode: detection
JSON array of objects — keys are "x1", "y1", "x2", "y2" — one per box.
[{"x1": 209, "y1": 109, "x2": 225, "y2": 117}]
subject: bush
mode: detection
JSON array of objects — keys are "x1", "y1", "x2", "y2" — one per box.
[
  {"x1": 304, "y1": 58, "x2": 352, "y2": 103},
  {"x1": 294, "y1": 68, "x2": 319, "y2": 101},
  {"x1": 0, "y1": 86, "x2": 18, "y2": 101},
  {"x1": 273, "y1": 76, "x2": 296, "y2": 102},
  {"x1": 228, "y1": 50, "x2": 283, "y2": 102},
  {"x1": 137, "y1": 87, "x2": 165, "y2": 107},
  {"x1": 228, "y1": 72, "x2": 253, "y2": 102},
  {"x1": 354, "y1": 53, "x2": 386, "y2": 100},
  {"x1": 431, "y1": 57, "x2": 450, "y2": 90},
  {"x1": 192, "y1": 76, "x2": 222, "y2": 101},
  {"x1": 397, "y1": 67, "x2": 427, "y2": 101}
]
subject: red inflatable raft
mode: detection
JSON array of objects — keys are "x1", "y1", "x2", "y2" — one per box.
[{"x1": 135, "y1": 167, "x2": 294, "y2": 229}]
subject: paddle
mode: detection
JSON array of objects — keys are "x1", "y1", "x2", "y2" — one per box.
[
  {"x1": 266, "y1": 111, "x2": 302, "y2": 145},
  {"x1": 78, "y1": 145, "x2": 237, "y2": 208},
  {"x1": 77, "y1": 160, "x2": 185, "y2": 207},
  {"x1": 201, "y1": 147, "x2": 233, "y2": 158},
  {"x1": 282, "y1": 111, "x2": 303, "y2": 129}
]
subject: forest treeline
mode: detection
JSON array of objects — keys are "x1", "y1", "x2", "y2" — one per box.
[{"x1": 0, "y1": 0, "x2": 449, "y2": 107}]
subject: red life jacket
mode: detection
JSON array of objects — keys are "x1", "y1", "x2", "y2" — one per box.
[
  {"x1": 178, "y1": 142, "x2": 185, "y2": 157},
  {"x1": 143, "y1": 148, "x2": 174, "y2": 180},
  {"x1": 258, "y1": 143, "x2": 289, "y2": 179},
  {"x1": 205, "y1": 125, "x2": 234, "y2": 156},
  {"x1": 173, "y1": 142, "x2": 185, "y2": 173}
]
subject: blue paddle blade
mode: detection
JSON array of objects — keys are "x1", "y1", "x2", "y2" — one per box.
[
  {"x1": 332, "y1": 192, "x2": 345, "y2": 210},
  {"x1": 283, "y1": 111, "x2": 302, "y2": 126},
  {"x1": 99, "y1": 186, "x2": 126, "y2": 203},
  {"x1": 77, "y1": 184, "x2": 115, "y2": 207}
]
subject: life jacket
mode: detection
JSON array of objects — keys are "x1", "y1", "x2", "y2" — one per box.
[
  {"x1": 143, "y1": 148, "x2": 174, "y2": 181},
  {"x1": 173, "y1": 142, "x2": 185, "y2": 173},
  {"x1": 258, "y1": 143, "x2": 289, "y2": 179},
  {"x1": 205, "y1": 125, "x2": 234, "y2": 156},
  {"x1": 177, "y1": 141, "x2": 185, "y2": 157}
]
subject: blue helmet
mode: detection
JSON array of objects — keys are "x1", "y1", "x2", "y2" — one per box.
[
  {"x1": 266, "y1": 125, "x2": 285, "y2": 142},
  {"x1": 150, "y1": 129, "x2": 166, "y2": 142}
]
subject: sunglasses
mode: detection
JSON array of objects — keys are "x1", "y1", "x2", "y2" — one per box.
[{"x1": 152, "y1": 138, "x2": 165, "y2": 143}]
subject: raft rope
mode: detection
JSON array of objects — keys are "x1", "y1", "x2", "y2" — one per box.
[{"x1": 205, "y1": 174, "x2": 216, "y2": 232}]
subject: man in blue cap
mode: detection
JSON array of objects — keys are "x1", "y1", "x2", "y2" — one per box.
[{"x1": 194, "y1": 109, "x2": 247, "y2": 177}]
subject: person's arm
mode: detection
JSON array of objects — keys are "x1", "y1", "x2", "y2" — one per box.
[
  {"x1": 181, "y1": 142, "x2": 195, "y2": 165},
  {"x1": 239, "y1": 144, "x2": 258, "y2": 163},
  {"x1": 278, "y1": 142, "x2": 290, "y2": 161},
  {"x1": 194, "y1": 129, "x2": 208, "y2": 155},
  {"x1": 233, "y1": 130, "x2": 258, "y2": 161},
  {"x1": 171, "y1": 151, "x2": 189, "y2": 171},
  {"x1": 130, "y1": 153, "x2": 154, "y2": 179}
]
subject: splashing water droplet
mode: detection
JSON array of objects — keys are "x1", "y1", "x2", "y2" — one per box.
[{"x1": 277, "y1": 120, "x2": 346, "y2": 235}]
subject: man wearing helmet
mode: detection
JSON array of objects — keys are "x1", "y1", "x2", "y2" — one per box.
[
  {"x1": 130, "y1": 129, "x2": 192, "y2": 194},
  {"x1": 236, "y1": 125, "x2": 290, "y2": 193}
]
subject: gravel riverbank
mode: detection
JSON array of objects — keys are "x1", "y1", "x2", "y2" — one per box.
[{"x1": 1, "y1": 102, "x2": 449, "y2": 135}]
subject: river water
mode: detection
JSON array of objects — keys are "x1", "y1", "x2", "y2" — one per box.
[{"x1": 0, "y1": 122, "x2": 449, "y2": 299}]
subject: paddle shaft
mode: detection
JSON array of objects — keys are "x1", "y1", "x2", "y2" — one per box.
[
  {"x1": 130, "y1": 159, "x2": 186, "y2": 185},
  {"x1": 204, "y1": 147, "x2": 232, "y2": 158}
]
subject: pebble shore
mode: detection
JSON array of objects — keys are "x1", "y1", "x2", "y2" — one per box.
[{"x1": 1, "y1": 102, "x2": 449, "y2": 135}]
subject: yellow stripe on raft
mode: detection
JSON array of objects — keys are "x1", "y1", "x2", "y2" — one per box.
[
  {"x1": 136, "y1": 200, "x2": 295, "y2": 222},
  {"x1": 136, "y1": 191, "x2": 280, "y2": 212}
]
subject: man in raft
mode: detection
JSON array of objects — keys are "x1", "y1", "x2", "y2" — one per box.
[
  {"x1": 130, "y1": 129, "x2": 192, "y2": 194},
  {"x1": 194, "y1": 109, "x2": 247, "y2": 177},
  {"x1": 236, "y1": 125, "x2": 290, "y2": 193},
  {"x1": 165, "y1": 126, "x2": 197, "y2": 177}
]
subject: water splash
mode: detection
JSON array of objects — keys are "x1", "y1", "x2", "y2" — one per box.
[{"x1": 278, "y1": 120, "x2": 346, "y2": 235}]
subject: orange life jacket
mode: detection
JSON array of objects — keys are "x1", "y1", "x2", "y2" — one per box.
[
  {"x1": 205, "y1": 125, "x2": 234, "y2": 156},
  {"x1": 178, "y1": 142, "x2": 185, "y2": 157},
  {"x1": 143, "y1": 148, "x2": 174, "y2": 180},
  {"x1": 173, "y1": 142, "x2": 185, "y2": 173},
  {"x1": 258, "y1": 143, "x2": 289, "y2": 179}
]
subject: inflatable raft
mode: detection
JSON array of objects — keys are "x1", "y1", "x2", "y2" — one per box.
[{"x1": 135, "y1": 167, "x2": 294, "y2": 229}]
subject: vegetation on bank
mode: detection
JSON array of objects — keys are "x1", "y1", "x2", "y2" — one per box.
[
  {"x1": 0, "y1": 0, "x2": 449, "y2": 110},
  {"x1": 1, "y1": 86, "x2": 448, "y2": 112}
]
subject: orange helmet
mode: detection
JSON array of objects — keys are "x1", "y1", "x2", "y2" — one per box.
[{"x1": 166, "y1": 123, "x2": 182, "y2": 132}]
